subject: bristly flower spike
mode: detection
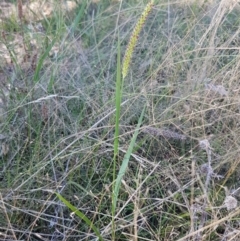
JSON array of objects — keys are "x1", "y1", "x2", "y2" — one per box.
[{"x1": 122, "y1": 1, "x2": 154, "y2": 79}]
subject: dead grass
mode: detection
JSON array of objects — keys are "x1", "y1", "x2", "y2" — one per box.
[{"x1": 1, "y1": 0, "x2": 240, "y2": 240}]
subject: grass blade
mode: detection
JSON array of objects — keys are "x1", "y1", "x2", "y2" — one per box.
[
  {"x1": 56, "y1": 193, "x2": 103, "y2": 241},
  {"x1": 112, "y1": 106, "x2": 145, "y2": 213},
  {"x1": 112, "y1": 33, "x2": 122, "y2": 203},
  {"x1": 71, "y1": 0, "x2": 88, "y2": 33},
  {"x1": 33, "y1": 37, "x2": 57, "y2": 83},
  {"x1": 111, "y1": 32, "x2": 122, "y2": 240}
]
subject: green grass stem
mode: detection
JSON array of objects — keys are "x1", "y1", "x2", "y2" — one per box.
[{"x1": 55, "y1": 193, "x2": 103, "y2": 241}]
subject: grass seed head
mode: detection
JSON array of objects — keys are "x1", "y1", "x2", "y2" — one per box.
[{"x1": 122, "y1": 1, "x2": 153, "y2": 79}]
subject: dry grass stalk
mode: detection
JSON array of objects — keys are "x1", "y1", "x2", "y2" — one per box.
[{"x1": 17, "y1": 0, "x2": 23, "y2": 22}]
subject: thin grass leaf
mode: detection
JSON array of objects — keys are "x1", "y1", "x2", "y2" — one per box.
[
  {"x1": 47, "y1": 71, "x2": 55, "y2": 93},
  {"x1": 112, "y1": 33, "x2": 122, "y2": 239},
  {"x1": 55, "y1": 193, "x2": 103, "y2": 241},
  {"x1": 112, "y1": 106, "x2": 145, "y2": 213},
  {"x1": 33, "y1": 37, "x2": 57, "y2": 82},
  {"x1": 71, "y1": 0, "x2": 87, "y2": 33},
  {"x1": 113, "y1": 34, "x2": 122, "y2": 161}
]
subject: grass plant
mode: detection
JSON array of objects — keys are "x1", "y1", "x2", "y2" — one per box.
[{"x1": 1, "y1": 0, "x2": 240, "y2": 240}]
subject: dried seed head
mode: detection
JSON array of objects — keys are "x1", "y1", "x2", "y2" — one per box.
[
  {"x1": 200, "y1": 163, "x2": 213, "y2": 175},
  {"x1": 17, "y1": 0, "x2": 23, "y2": 21},
  {"x1": 224, "y1": 196, "x2": 238, "y2": 211},
  {"x1": 199, "y1": 139, "x2": 211, "y2": 151},
  {"x1": 205, "y1": 83, "x2": 228, "y2": 97},
  {"x1": 142, "y1": 126, "x2": 186, "y2": 140}
]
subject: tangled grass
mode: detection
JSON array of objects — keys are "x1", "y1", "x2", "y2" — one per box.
[{"x1": 1, "y1": 0, "x2": 240, "y2": 240}]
